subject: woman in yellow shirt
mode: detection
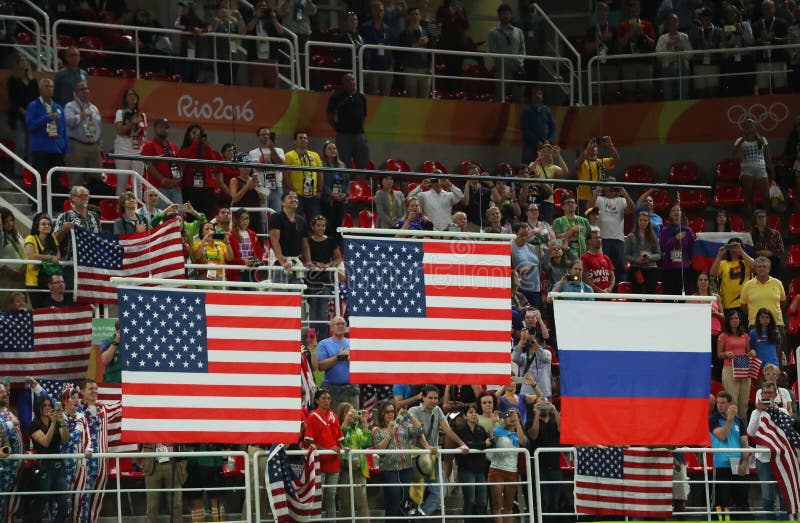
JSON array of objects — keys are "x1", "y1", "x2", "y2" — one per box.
[
  {"x1": 23, "y1": 213, "x2": 60, "y2": 308},
  {"x1": 191, "y1": 221, "x2": 233, "y2": 281},
  {"x1": 709, "y1": 237, "x2": 755, "y2": 316}
]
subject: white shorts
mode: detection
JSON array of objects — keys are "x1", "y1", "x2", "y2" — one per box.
[{"x1": 741, "y1": 164, "x2": 768, "y2": 180}]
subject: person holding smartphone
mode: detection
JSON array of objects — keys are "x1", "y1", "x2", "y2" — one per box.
[
  {"x1": 191, "y1": 221, "x2": 233, "y2": 282},
  {"x1": 748, "y1": 381, "x2": 790, "y2": 518},
  {"x1": 25, "y1": 394, "x2": 69, "y2": 523}
]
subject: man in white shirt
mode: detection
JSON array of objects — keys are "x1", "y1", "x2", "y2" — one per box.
[
  {"x1": 248, "y1": 126, "x2": 285, "y2": 213},
  {"x1": 747, "y1": 381, "x2": 789, "y2": 518},
  {"x1": 408, "y1": 172, "x2": 464, "y2": 231},
  {"x1": 587, "y1": 177, "x2": 634, "y2": 284}
]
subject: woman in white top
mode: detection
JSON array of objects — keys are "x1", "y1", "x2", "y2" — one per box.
[
  {"x1": 113, "y1": 89, "x2": 146, "y2": 196},
  {"x1": 733, "y1": 116, "x2": 772, "y2": 216},
  {"x1": 755, "y1": 363, "x2": 793, "y2": 416},
  {"x1": 489, "y1": 409, "x2": 525, "y2": 523}
]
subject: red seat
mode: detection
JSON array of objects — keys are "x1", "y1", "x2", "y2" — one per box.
[
  {"x1": 100, "y1": 199, "x2": 121, "y2": 221},
  {"x1": 406, "y1": 182, "x2": 426, "y2": 195},
  {"x1": 385, "y1": 158, "x2": 411, "y2": 173},
  {"x1": 656, "y1": 281, "x2": 663, "y2": 294},
  {"x1": 677, "y1": 189, "x2": 706, "y2": 210},
  {"x1": 341, "y1": 213, "x2": 354, "y2": 228},
  {"x1": 78, "y1": 35, "x2": 107, "y2": 61},
  {"x1": 349, "y1": 180, "x2": 374, "y2": 204},
  {"x1": 668, "y1": 161, "x2": 699, "y2": 184},
  {"x1": 22, "y1": 169, "x2": 35, "y2": 190},
  {"x1": 358, "y1": 210, "x2": 378, "y2": 228},
  {"x1": 788, "y1": 244, "x2": 800, "y2": 270},
  {"x1": 423, "y1": 160, "x2": 447, "y2": 174},
  {"x1": 101, "y1": 172, "x2": 118, "y2": 191},
  {"x1": 460, "y1": 161, "x2": 484, "y2": 175},
  {"x1": 222, "y1": 455, "x2": 245, "y2": 479},
  {"x1": 349, "y1": 159, "x2": 376, "y2": 170},
  {"x1": 713, "y1": 184, "x2": 745, "y2": 208},
  {"x1": 554, "y1": 188, "x2": 575, "y2": 213},
  {"x1": 624, "y1": 164, "x2": 654, "y2": 184},
  {"x1": 686, "y1": 215, "x2": 706, "y2": 233},
  {"x1": 56, "y1": 35, "x2": 75, "y2": 50},
  {"x1": 730, "y1": 214, "x2": 745, "y2": 232},
  {"x1": 495, "y1": 163, "x2": 514, "y2": 176},
  {"x1": 788, "y1": 278, "x2": 800, "y2": 299},
  {"x1": 87, "y1": 66, "x2": 113, "y2": 77},
  {"x1": 16, "y1": 32, "x2": 33, "y2": 45},
  {"x1": 716, "y1": 159, "x2": 741, "y2": 182},
  {"x1": 116, "y1": 69, "x2": 138, "y2": 78},
  {"x1": 790, "y1": 212, "x2": 800, "y2": 236},
  {"x1": 768, "y1": 213, "x2": 781, "y2": 231},
  {"x1": 651, "y1": 189, "x2": 670, "y2": 212},
  {"x1": 616, "y1": 281, "x2": 631, "y2": 294},
  {"x1": 168, "y1": 74, "x2": 183, "y2": 83}
]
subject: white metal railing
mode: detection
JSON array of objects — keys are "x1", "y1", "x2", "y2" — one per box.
[
  {"x1": 532, "y1": 2, "x2": 582, "y2": 104},
  {"x1": 305, "y1": 39, "x2": 355, "y2": 90},
  {"x1": 17, "y1": 0, "x2": 49, "y2": 69},
  {"x1": 0, "y1": 140, "x2": 41, "y2": 213},
  {"x1": 0, "y1": 15, "x2": 42, "y2": 67},
  {"x1": 587, "y1": 42, "x2": 800, "y2": 103}
]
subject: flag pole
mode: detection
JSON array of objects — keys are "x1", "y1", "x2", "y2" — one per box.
[
  {"x1": 70, "y1": 228, "x2": 78, "y2": 300},
  {"x1": 109, "y1": 276, "x2": 306, "y2": 292},
  {"x1": 338, "y1": 227, "x2": 514, "y2": 240}
]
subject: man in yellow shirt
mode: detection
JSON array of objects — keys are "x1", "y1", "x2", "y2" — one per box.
[
  {"x1": 574, "y1": 136, "x2": 619, "y2": 210},
  {"x1": 283, "y1": 131, "x2": 323, "y2": 219},
  {"x1": 741, "y1": 256, "x2": 786, "y2": 361}
]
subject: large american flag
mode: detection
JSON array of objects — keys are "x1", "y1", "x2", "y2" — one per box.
[
  {"x1": 0, "y1": 306, "x2": 93, "y2": 383},
  {"x1": 266, "y1": 444, "x2": 322, "y2": 522},
  {"x1": 752, "y1": 408, "x2": 800, "y2": 514},
  {"x1": 117, "y1": 286, "x2": 302, "y2": 444},
  {"x1": 344, "y1": 236, "x2": 511, "y2": 384},
  {"x1": 96, "y1": 383, "x2": 138, "y2": 453},
  {"x1": 733, "y1": 355, "x2": 762, "y2": 380},
  {"x1": 575, "y1": 447, "x2": 674, "y2": 518},
  {"x1": 75, "y1": 218, "x2": 185, "y2": 303}
]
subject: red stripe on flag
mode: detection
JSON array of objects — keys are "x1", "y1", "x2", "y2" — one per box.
[
  {"x1": 350, "y1": 327, "x2": 508, "y2": 342},
  {"x1": 205, "y1": 316, "x2": 301, "y2": 329},
  {"x1": 426, "y1": 307, "x2": 510, "y2": 320},
  {"x1": 123, "y1": 430, "x2": 302, "y2": 445},
  {"x1": 424, "y1": 286, "x2": 511, "y2": 299},
  {"x1": 123, "y1": 406, "x2": 301, "y2": 421},
  {"x1": 122, "y1": 382, "x2": 300, "y2": 397},
  {"x1": 422, "y1": 241, "x2": 511, "y2": 256},
  {"x1": 422, "y1": 263, "x2": 512, "y2": 278},
  {"x1": 207, "y1": 362, "x2": 298, "y2": 375},
  {"x1": 354, "y1": 351, "x2": 510, "y2": 364},
  {"x1": 350, "y1": 372, "x2": 512, "y2": 386}
]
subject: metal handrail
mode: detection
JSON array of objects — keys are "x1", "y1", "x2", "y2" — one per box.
[
  {"x1": 304, "y1": 39, "x2": 356, "y2": 90},
  {"x1": 0, "y1": 15, "x2": 42, "y2": 67},
  {"x1": 0, "y1": 141, "x2": 41, "y2": 213},
  {"x1": 18, "y1": 0, "x2": 49, "y2": 69},
  {"x1": 532, "y1": 2, "x2": 583, "y2": 105}
]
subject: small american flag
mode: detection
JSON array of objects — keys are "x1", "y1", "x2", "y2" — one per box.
[
  {"x1": 575, "y1": 447, "x2": 674, "y2": 518},
  {"x1": 75, "y1": 218, "x2": 185, "y2": 304},
  {"x1": 118, "y1": 286, "x2": 303, "y2": 444},
  {"x1": 0, "y1": 306, "x2": 93, "y2": 383},
  {"x1": 753, "y1": 408, "x2": 800, "y2": 514},
  {"x1": 266, "y1": 444, "x2": 322, "y2": 522},
  {"x1": 344, "y1": 236, "x2": 511, "y2": 384},
  {"x1": 733, "y1": 355, "x2": 761, "y2": 380}
]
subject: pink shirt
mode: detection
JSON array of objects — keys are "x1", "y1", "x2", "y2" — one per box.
[{"x1": 719, "y1": 332, "x2": 748, "y2": 366}]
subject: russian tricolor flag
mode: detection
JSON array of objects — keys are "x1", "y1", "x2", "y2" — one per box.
[
  {"x1": 692, "y1": 232, "x2": 755, "y2": 273},
  {"x1": 554, "y1": 300, "x2": 711, "y2": 446}
]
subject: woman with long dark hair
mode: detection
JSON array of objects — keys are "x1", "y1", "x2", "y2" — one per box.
[
  {"x1": 453, "y1": 405, "x2": 491, "y2": 517},
  {"x1": 23, "y1": 213, "x2": 60, "y2": 308},
  {"x1": 191, "y1": 221, "x2": 233, "y2": 282},
  {"x1": 335, "y1": 402, "x2": 370, "y2": 522},
  {"x1": 718, "y1": 309, "x2": 753, "y2": 419},
  {"x1": 304, "y1": 389, "x2": 345, "y2": 521},
  {"x1": 624, "y1": 210, "x2": 662, "y2": 294},
  {"x1": 113, "y1": 88, "x2": 146, "y2": 195},
  {"x1": 179, "y1": 124, "x2": 216, "y2": 216},
  {"x1": 0, "y1": 208, "x2": 26, "y2": 307},
  {"x1": 24, "y1": 394, "x2": 69, "y2": 523},
  {"x1": 489, "y1": 409, "x2": 525, "y2": 523},
  {"x1": 659, "y1": 201, "x2": 695, "y2": 295},
  {"x1": 227, "y1": 208, "x2": 265, "y2": 282},
  {"x1": 229, "y1": 159, "x2": 266, "y2": 236},
  {"x1": 750, "y1": 308, "x2": 780, "y2": 370},
  {"x1": 320, "y1": 141, "x2": 350, "y2": 240},
  {"x1": 695, "y1": 272, "x2": 724, "y2": 381},
  {"x1": 710, "y1": 238, "x2": 754, "y2": 317},
  {"x1": 305, "y1": 215, "x2": 341, "y2": 339}
]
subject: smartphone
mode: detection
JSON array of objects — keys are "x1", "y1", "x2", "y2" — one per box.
[
  {"x1": 177, "y1": 203, "x2": 186, "y2": 214},
  {"x1": 553, "y1": 239, "x2": 563, "y2": 247},
  {"x1": 269, "y1": 131, "x2": 276, "y2": 143},
  {"x1": 55, "y1": 401, "x2": 62, "y2": 412},
  {"x1": 212, "y1": 232, "x2": 225, "y2": 241},
  {"x1": 356, "y1": 410, "x2": 363, "y2": 417},
  {"x1": 566, "y1": 274, "x2": 580, "y2": 282},
  {"x1": 724, "y1": 25, "x2": 736, "y2": 32},
  {"x1": 725, "y1": 244, "x2": 736, "y2": 251}
]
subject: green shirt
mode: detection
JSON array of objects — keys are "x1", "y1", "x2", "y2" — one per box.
[
  {"x1": 150, "y1": 212, "x2": 207, "y2": 239},
  {"x1": 553, "y1": 215, "x2": 591, "y2": 256},
  {"x1": 101, "y1": 336, "x2": 121, "y2": 384}
]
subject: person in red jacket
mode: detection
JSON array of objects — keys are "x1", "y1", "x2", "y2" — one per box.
[
  {"x1": 304, "y1": 389, "x2": 345, "y2": 521},
  {"x1": 227, "y1": 207, "x2": 265, "y2": 282},
  {"x1": 179, "y1": 124, "x2": 217, "y2": 217}
]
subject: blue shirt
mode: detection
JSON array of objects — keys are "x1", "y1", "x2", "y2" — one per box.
[
  {"x1": 392, "y1": 384, "x2": 413, "y2": 399},
  {"x1": 520, "y1": 104, "x2": 556, "y2": 148},
  {"x1": 709, "y1": 411, "x2": 746, "y2": 469},
  {"x1": 749, "y1": 328, "x2": 780, "y2": 367},
  {"x1": 25, "y1": 97, "x2": 69, "y2": 155},
  {"x1": 317, "y1": 336, "x2": 351, "y2": 384}
]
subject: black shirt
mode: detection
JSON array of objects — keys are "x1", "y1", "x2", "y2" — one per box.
[
  {"x1": 41, "y1": 295, "x2": 76, "y2": 308},
  {"x1": 268, "y1": 211, "x2": 308, "y2": 258},
  {"x1": 29, "y1": 418, "x2": 62, "y2": 454},
  {"x1": 326, "y1": 90, "x2": 367, "y2": 134},
  {"x1": 527, "y1": 414, "x2": 560, "y2": 470}
]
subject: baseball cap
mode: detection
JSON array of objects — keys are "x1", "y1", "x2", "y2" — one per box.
[
  {"x1": 584, "y1": 206, "x2": 600, "y2": 217},
  {"x1": 511, "y1": 310, "x2": 523, "y2": 331},
  {"x1": 153, "y1": 117, "x2": 170, "y2": 128},
  {"x1": 235, "y1": 152, "x2": 251, "y2": 163}
]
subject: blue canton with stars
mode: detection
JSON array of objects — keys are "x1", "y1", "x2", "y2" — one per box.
[
  {"x1": 75, "y1": 226, "x2": 124, "y2": 269},
  {"x1": 118, "y1": 288, "x2": 208, "y2": 373},
  {"x1": 769, "y1": 408, "x2": 800, "y2": 447},
  {"x1": 0, "y1": 311, "x2": 34, "y2": 352},
  {"x1": 577, "y1": 447, "x2": 624, "y2": 479},
  {"x1": 343, "y1": 238, "x2": 426, "y2": 318}
]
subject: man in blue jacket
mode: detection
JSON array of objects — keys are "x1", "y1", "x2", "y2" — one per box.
[{"x1": 25, "y1": 78, "x2": 69, "y2": 193}]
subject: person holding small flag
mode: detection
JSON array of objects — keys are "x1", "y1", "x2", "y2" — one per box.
[{"x1": 718, "y1": 309, "x2": 753, "y2": 421}]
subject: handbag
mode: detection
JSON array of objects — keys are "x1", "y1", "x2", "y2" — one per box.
[{"x1": 40, "y1": 259, "x2": 63, "y2": 276}]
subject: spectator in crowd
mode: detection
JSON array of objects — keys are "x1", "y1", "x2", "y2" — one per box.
[
  {"x1": 584, "y1": 1, "x2": 619, "y2": 103},
  {"x1": 714, "y1": 209, "x2": 732, "y2": 232},
  {"x1": 511, "y1": 223, "x2": 542, "y2": 307},
  {"x1": 26, "y1": 78, "x2": 69, "y2": 196},
  {"x1": 336, "y1": 402, "x2": 370, "y2": 522},
  {"x1": 690, "y1": 7, "x2": 722, "y2": 98},
  {"x1": 495, "y1": 380, "x2": 538, "y2": 430},
  {"x1": 54, "y1": 186, "x2": 102, "y2": 267},
  {"x1": 136, "y1": 186, "x2": 161, "y2": 227},
  {"x1": 24, "y1": 213, "x2": 60, "y2": 309},
  {"x1": 113, "y1": 89, "x2": 146, "y2": 196},
  {"x1": 153, "y1": 202, "x2": 207, "y2": 241},
  {"x1": 523, "y1": 203, "x2": 555, "y2": 248},
  {"x1": 0, "y1": 208, "x2": 26, "y2": 307},
  {"x1": 635, "y1": 188, "x2": 664, "y2": 236},
  {"x1": 284, "y1": 131, "x2": 323, "y2": 219},
  {"x1": 184, "y1": 443, "x2": 225, "y2": 522},
  {"x1": 60, "y1": 385, "x2": 91, "y2": 523},
  {"x1": 398, "y1": 7, "x2": 434, "y2": 98},
  {"x1": 408, "y1": 175, "x2": 464, "y2": 231},
  {"x1": 463, "y1": 166, "x2": 493, "y2": 231},
  {"x1": 751, "y1": 309, "x2": 781, "y2": 374},
  {"x1": 720, "y1": 5, "x2": 755, "y2": 97},
  {"x1": 191, "y1": 221, "x2": 233, "y2": 282},
  {"x1": 327, "y1": 73, "x2": 370, "y2": 170},
  {"x1": 359, "y1": 1, "x2": 394, "y2": 96},
  {"x1": 64, "y1": 81, "x2": 103, "y2": 186},
  {"x1": 451, "y1": 211, "x2": 468, "y2": 232},
  {"x1": 141, "y1": 118, "x2": 183, "y2": 207},
  {"x1": 179, "y1": 124, "x2": 217, "y2": 217},
  {"x1": 528, "y1": 396, "x2": 561, "y2": 520},
  {"x1": 616, "y1": 0, "x2": 656, "y2": 100},
  {"x1": 513, "y1": 324, "x2": 551, "y2": 398},
  {"x1": 659, "y1": 201, "x2": 695, "y2": 295},
  {"x1": 248, "y1": 127, "x2": 285, "y2": 214},
  {"x1": 100, "y1": 320, "x2": 122, "y2": 384},
  {"x1": 277, "y1": 0, "x2": 317, "y2": 73},
  {"x1": 527, "y1": 143, "x2": 566, "y2": 224},
  {"x1": 756, "y1": 363, "x2": 793, "y2": 414},
  {"x1": 710, "y1": 238, "x2": 755, "y2": 315},
  {"x1": 453, "y1": 405, "x2": 490, "y2": 518},
  {"x1": 245, "y1": 0, "x2": 285, "y2": 89},
  {"x1": 709, "y1": 391, "x2": 751, "y2": 513},
  {"x1": 740, "y1": 256, "x2": 786, "y2": 336},
  {"x1": 522, "y1": 304, "x2": 550, "y2": 341},
  {"x1": 229, "y1": 154, "x2": 267, "y2": 237},
  {"x1": 582, "y1": 228, "x2": 616, "y2": 293},
  {"x1": 24, "y1": 394, "x2": 68, "y2": 523},
  {"x1": 541, "y1": 241, "x2": 576, "y2": 291},
  {"x1": 656, "y1": 14, "x2": 693, "y2": 100},
  {"x1": 491, "y1": 178, "x2": 520, "y2": 226},
  {"x1": 488, "y1": 4, "x2": 526, "y2": 104},
  {"x1": 316, "y1": 316, "x2": 357, "y2": 411},
  {"x1": 748, "y1": 381, "x2": 789, "y2": 519},
  {"x1": 53, "y1": 46, "x2": 88, "y2": 107},
  {"x1": 476, "y1": 391, "x2": 497, "y2": 430},
  {"x1": 206, "y1": 2, "x2": 246, "y2": 86},
  {"x1": 588, "y1": 179, "x2": 634, "y2": 284},
  {"x1": 436, "y1": 0, "x2": 470, "y2": 94},
  {"x1": 752, "y1": 0, "x2": 789, "y2": 92},
  {"x1": 114, "y1": 191, "x2": 148, "y2": 235},
  {"x1": 41, "y1": 273, "x2": 74, "y2": 308},
  {"x1": 718, "y1": 309, "x2": 752, "y2": 420},
  {"x1": 336, "y1": 11, "x2": 363, "y2": 70},
  {"x1": 371, "y1": 401, "x2": 424, "y2": 522},
  {"x1": 306, "y1": 216, "x2": 341, "y2": 337},
  {"x1": 4, "y1": 290, "x2": 27, "y2": 311},
  {"x1": 553, "y1": 195, "x2": 591, "y2": 256},
  {"x1": 319, "y1": 141, "x2": 350, "y2": 239},
  {"x1": 734, "y1": 118, "x2": 772, "y2": 217},
  {"x1": 624, "y1": 210, "x2": 662, "y2": 294},
  {"x1": 305, "y1": 388, "x2": 345, "y2": 520},
  {"x1": 375, "y1": 173, "x2": 405, "y2": 228},
  {"x1": 585, "y1": 206, "x2": 600, "y2": 228},
  {"x1": 489, "y1": 409, "x2": 525, "y2": 523},
  {"x1": 140, "y1": 441, "x2": 185, "y2": 523},
  {"x1": 696, "y1": 271, "x2": 725, "y2": 381},
  {"x1": 268, "y1": 191, "x2": 310, "y2": 284},
  {"x1": 227, "y1": 207, "x2": 264, "y2": 282},
  {"x1": 213, "y1": 144, "x2": 238, "y2": 207},
  {"x1": 173, "y1": 0, "x2": 205, "y2": 83},
  {"x1": 752, "y1": 209, "x2": 784, "y2": 271},
  {"x1": 7, "y1": 51, "x2": 38, "y2": 176},
  {"x1": 574, "y1": 136, "x2": 619, "y2": 210},
  {"x1": 0, "y1": 381, "x2": 22, "y2": 520},
  {"x1": 548, "y1": 258, "x2": 594, "y2": 300}
]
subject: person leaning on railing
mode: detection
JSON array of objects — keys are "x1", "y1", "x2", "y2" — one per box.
[
  {"x1": 23, "y1": 213, "x2": 60, "y2": 309},
  {"x1": 227, "y1": 208, "x2": 265, "y2": 283},
  {"x1": 191, "y1": 221, "x2": 233, "y2": 282}
]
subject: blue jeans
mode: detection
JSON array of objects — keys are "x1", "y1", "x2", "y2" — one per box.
[
  {"x1": 601, "y1": 238, "x2": 626, "y2": 285},
  {"x1": 421, "y1": 460, "x2": 443, "y2": 515},
  {"x1": 458, "y1": 468, "x2": 488, "y2": 516},
  {"x1": 320, "y1": 471, "x2": 339, "y2": 520},
  {"x1": 757, "y1": 460, "x2": 788, "y2": 519},
  {"x1": 661, "y1": 62, "x2": 690, "y2": 100},
  {"x1": 381, "y1": 468, "x2": 413, "y2": 522}
]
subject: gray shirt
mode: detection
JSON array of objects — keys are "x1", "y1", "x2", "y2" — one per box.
[{"x1": 409, "y1": 405, "x2": 446, "y2": 446}]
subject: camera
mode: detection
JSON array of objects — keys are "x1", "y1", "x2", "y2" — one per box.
[
  {"x1": 177, "y1": 203, "x2": 186, "y2": 214},
  {"x1": 212, "y1": 232, "x2": 225, "y2": 241},
  {"x1": 356, "y1": 410, "x2": 363, "y2": 417},
  {"x1": 536, "y1": 403, "x2": 549, "y2": 410},
  {"x1": 761, "y1": 398, "x2": 773, "y2": 406},
  {"x1": 566, "y1": 274, "x2": 580, "y2": 282},
  {"x1": 526, "y1": 326, "x2": 538, "y2": 335}
]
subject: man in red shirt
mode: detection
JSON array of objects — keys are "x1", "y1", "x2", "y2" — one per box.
[
  {"x1": 581, "y1": 228, "x2": 616, "y2": 293},
  {"x1": 140, "y1": 117, "x2": 182, "y2": 208}
]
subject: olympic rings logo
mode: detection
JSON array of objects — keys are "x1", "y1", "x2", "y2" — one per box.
[{"x1": 727, "y1": 103, "x2": 789, "y2": 132}]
